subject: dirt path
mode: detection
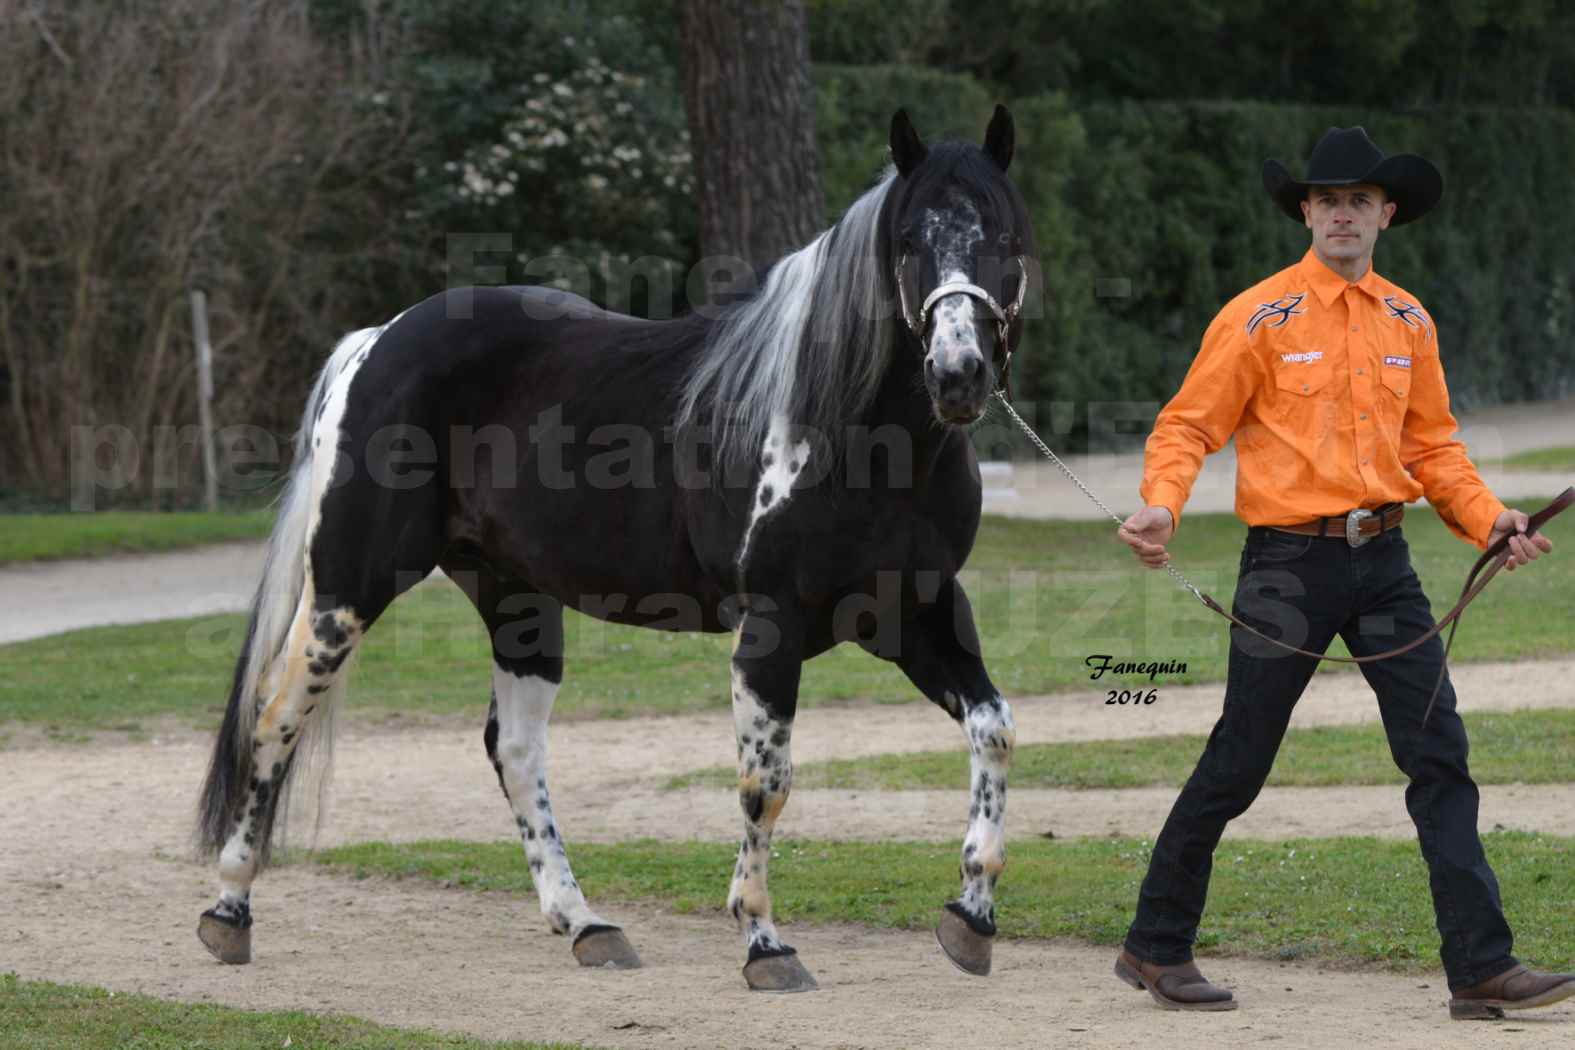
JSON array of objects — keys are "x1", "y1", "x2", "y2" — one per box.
[
  {"x1": 0, "y1": 540, "x2": 265, "y2": 644},
  {"x1": 3, "y1": 864, "x2": 1569, "y2": 1050},
  {"x1": 5, "y1": 661, "x2": 1573, "y2": 1046},
  {"x1": 5, "y1": 657, "x2": 1573, "y2": 854}
]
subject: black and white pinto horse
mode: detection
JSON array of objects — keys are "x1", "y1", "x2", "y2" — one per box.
[{"x1": 197, "y1": 106, "x2": 1037, "y2": 991}]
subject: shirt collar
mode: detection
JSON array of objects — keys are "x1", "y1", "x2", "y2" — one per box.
[{"x1": 1299, "y1": 247, "x2": 1383, "y2": 306}]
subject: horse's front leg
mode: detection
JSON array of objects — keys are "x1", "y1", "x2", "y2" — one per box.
[
  {"x1": 727, "y1": 608, "x2": 816, "y2": 992},
  {"x1": 892, "y1": 578, "x2": 1015, "y2": 976}
]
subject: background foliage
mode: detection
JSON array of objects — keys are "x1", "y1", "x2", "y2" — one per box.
[{"x1": 2, "y1": 0, "x2": 1570, "y2": 504}]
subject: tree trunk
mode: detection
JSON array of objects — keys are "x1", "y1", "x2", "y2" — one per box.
[{"x1": 679, "y1": 0, "x2": 823, "y2": 285}]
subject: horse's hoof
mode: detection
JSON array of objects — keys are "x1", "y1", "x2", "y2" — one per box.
[
  {"x1": 572, "y1": 925, "x2": 642, "y2": 969},
  {"x1": 743, "y1": 949, "x2": 818, "y2": 993},
  {"x1": 936, "y1": 906, "x2": 992, "y2": 976},
  {"x1": 197, "y1": 911, "x2": 252, "y2": 965}
]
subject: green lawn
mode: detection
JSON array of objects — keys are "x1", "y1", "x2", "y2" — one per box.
[
  {"x1": 2, "y1": 503, "x2": 1571, "y2": 736},
  {"x1": 0, "y1": 510, "x2": 273, "y2": 564},
  {"x1": 1501, "y1": 446, "x2": 1575, "y2": 473},
  {"x1": 670, "y1": 708, "x2": 1575, "y2": 791},
  {"x1": 0, "y1": 974, "x2": 588, "y2": 1050},
  {"x1": 317, "y1": 832, "x2": 1575, "y2": 973}
]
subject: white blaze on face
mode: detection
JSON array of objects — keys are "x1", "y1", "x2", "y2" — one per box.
[
  {"x1": 921, "y1": 202, "x2": 986, "y2": 373},
  {"x1": 735, "y1": 414, "x2": 810, "y2": 571}
]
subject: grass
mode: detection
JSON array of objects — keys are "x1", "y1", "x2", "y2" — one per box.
[
  {"x1": 669, "y1": 708, "x2": 1575, "y2": 791},
  {"x1": 2, "y1": 502, "x2": 1572, "y2": 735},
  {"x1": 1501, "y1": 446, "x2": 1575, "y2": 473},
  {"x1": 0, "y1": 509, "x2": 273, "y2": 564},
  {"x1": 316, "y1": 832, "x2": 1575, "y2": 973},
  {"x1": 0, "y1": 973, "x2": 591, "y2": 1050}
]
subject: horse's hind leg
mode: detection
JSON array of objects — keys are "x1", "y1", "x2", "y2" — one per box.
[
  {"x1": 454, "y1": 567, "x2": 640, "y2": 969},
  {"x1": 199, "y1": 591, "x2": 366, "y2": 963}
]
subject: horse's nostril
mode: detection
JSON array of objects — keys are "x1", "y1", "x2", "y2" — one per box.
[
  {"x1": 966, "y1": 355, "x2": 983, "y2": 380},
  {"x1": 925, "y1": 357, "x2": 938, "y2": 383}
]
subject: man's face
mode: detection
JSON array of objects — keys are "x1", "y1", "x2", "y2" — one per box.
[{"x1": 1301, "y1": 183, "x2": 1396, "y2": 264}]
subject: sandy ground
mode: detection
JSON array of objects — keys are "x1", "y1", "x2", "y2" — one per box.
[
  {"x1": 6, "y1": 868, "x2": 1570, "y2": 1050},
  {"x1": 4, "y1": 658, "x2": 1574, "y2": 1048},
  {"x1": 0, "y1": 540, "x2": 266, "y2": 644}
]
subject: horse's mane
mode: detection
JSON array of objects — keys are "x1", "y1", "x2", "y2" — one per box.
[{"x1": 674, "y1": 168, "x2": 898, "y2": 465}]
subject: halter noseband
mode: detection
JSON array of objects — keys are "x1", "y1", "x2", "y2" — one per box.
[{"x1": 895, "y1": 254, "x2": 1030, "y2": 393}]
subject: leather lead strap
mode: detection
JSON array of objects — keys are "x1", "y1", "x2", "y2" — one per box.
[
  {"x1": 991, "y1": 393, "x2": 1568, "y2": 726},
  {"x1": 1199, "y1": 487, "x2": 1574, "y2": 722}
]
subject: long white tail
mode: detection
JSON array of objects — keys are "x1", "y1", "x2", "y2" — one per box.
[{"x1": 196, "y1": 327, "x2": 374, "y2": 857}]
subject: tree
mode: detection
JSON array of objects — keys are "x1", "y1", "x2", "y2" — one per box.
[
  {"x1": 679, "y1": 0, "x2": 824, "y2": 280},
  {"x1": 0, "y1": 0, "x2": 411, "y2": 504}
]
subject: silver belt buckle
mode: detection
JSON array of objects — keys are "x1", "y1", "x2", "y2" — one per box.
[{"x1": 1345, "y1": 508, "x2": 1374, "y2": 547}]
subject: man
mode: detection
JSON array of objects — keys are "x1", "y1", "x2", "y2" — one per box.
[{"x1": 1112, "y1": 126, "x2": 1571, "y2": 1019}]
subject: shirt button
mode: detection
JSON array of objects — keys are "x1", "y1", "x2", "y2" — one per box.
[
  {"x1": 1355, "y1": 367, "x2": 1364, "y2": 375},
  {"x1": 1362, "y1": 458, "x2": 1370, "y2": 465},
  {"x1": 1351, "y1": 325, "x2": 1359, "y2": 332},
  {"x1": 1360, "y1": 413, "x2": 1368, "y2": 421}
]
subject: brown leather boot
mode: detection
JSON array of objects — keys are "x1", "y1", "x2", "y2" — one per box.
[
  {"x1": 1114, "y1": 949, "x2": 1237, "y2": 1011},
  {"x1": 1449, "y1": 964, "x2": 1575, "y2": 1020}
]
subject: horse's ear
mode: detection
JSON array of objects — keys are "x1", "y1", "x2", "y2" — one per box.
[
  {"x1": 983, "y1": 104, "x2": 1014, "y2": 172},
  {"x1": 890, "y1": 108, "x2": 928, "y2": 178}
]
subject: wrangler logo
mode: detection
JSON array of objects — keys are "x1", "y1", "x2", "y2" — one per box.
[
  {"x1": 1383, "y1": 355, "x2": 1412, "y2": 369},
  {"x1": 1280, "y1": 351, "x2": 1324, "y2": 364}
]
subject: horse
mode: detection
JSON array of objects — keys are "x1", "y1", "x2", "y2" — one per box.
[{"x1": 196, "y1": 105, "x2": 1038, "y2": 992}]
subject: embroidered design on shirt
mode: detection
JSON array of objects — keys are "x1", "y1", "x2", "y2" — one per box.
[
  {"x1": 1246, "y1": 293, "x2": 1307, "y2": 336},
  {"x1": 1383, "y1": 296, "x2": 1433, "y2": 340},
  {"x1": 1280, "y1": 351, "x2": 1324, "y2": 364},
  {"x1": 1383, "y1": 355, "x2": 1412, "y2": 369}
]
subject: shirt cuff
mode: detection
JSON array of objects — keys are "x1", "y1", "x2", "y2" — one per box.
[
  {"x1": 1457, "y1": 490, "x2": 1508, "y2": 550},
  {"x1": 1140, "y1": 480, "x2": 1189, "y2": 533}
]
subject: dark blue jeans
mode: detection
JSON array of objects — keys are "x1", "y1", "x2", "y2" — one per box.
[{"x1": 1123, "y1": 525, "x2": 1517, "y2": 991}]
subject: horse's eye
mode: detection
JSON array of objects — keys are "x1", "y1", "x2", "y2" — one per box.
[{"x1": 997, "y1": 232, "x2": 1013, "y2": 248}]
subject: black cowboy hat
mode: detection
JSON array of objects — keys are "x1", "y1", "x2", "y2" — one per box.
[{"x1": 1262, "y1": 126, "x2": 1442, "y2": 227}]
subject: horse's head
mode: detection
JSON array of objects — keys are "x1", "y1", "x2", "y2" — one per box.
[{"x1": 887, "y1": 105, "x2": 1035, "y2": 425}]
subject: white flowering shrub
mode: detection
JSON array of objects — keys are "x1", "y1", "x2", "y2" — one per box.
[{"x1": 437, "y1": 36, "x2": 695, "y2": 314}]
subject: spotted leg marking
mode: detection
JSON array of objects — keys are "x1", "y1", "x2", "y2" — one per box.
[
  {"x1": 955, "y1": 695, "x2": 1015, "y2": 930},
  {"x1": 726, "y1": 619, "x2": 815, "y2": 991},
  {"x1": 484, "y1": 664, "x2": 620, "y2": 946},
  {"x1": 887, "y1": 579, "x2": 1012, "y2": 975},
  {"x1": 728, "y1": 663, "x2": 793, "y2": 954},
  {"x1": 203, "y1": 599, "x2": 361, "y2": 960}
]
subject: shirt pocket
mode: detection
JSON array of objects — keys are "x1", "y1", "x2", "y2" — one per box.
[
  {"x1": 1271, "y1": 341, "x2": 1334, "y2": 427},
  {"x1": 1377, "y1": 353, "x2": 1413, "y2": 429},
  {"x1": 1274, "y1": 363, "x2": 1333, "y2": 398},
  {"x1": 1379, "y1": 355, "x2": 1412, "y2": 399}
]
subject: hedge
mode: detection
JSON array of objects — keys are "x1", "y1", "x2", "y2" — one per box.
[{"x1": 813, "y1": 79, "x2": 1575, "y2": 435}]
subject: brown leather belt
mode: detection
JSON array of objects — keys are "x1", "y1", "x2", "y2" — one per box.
[{"x1": 1270, "y1": 503, "x2": 1405, "y2": 546}]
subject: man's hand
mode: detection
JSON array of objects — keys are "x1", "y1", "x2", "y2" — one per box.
[
  {"x1": 1487, "y1": 508, "x2": 1553, "y2": 571},
  {"x1": 1118, "y1": 506, "x2": 1175, "y2": 569}
]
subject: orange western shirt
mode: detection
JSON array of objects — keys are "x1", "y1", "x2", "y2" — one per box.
[{"x1": 1140, "y1": 248, "x2": 1506, "y2": 549}]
